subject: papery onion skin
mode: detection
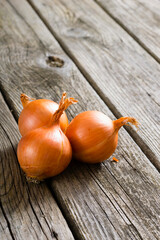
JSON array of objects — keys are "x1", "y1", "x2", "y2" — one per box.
[
  {"x1": 17, "y1": 125, "x2": 72, "y2": 180},
  {"x1": 66, "y1": 111, "x2": 138, "y2": 164},
  {"x1": 17, "y1": 93, "x2": 77, "y2": 180},
  {"x1": 18, "y1": 95, "x2": 68, "y2": 136}
]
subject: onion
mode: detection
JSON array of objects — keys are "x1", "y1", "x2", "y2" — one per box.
[
  {"x1": 66, "y1": 111, "x2": 139, "y2": 163},
  {"x1": 18, "y1": 93, "x2": 68, "y2": 136},
  {"x1": 17, "y1": 93, "x2": 77, "y2": 180}
]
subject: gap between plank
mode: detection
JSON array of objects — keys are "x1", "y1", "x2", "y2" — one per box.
[
  {"x1": 26, "y1": 193, "x2": 49, "y2": 240},
  {"x1": 93, "y1": 0, "x2": 160, "y2": 64},
  {"x1": 46, "y1": 182, "x2": 80, "y2": 240},
  {"x1": 0, "y1": 1, "x2": 159, "y2": 239},
  {"x1": 0, "y1": 88, "x2": 76, "y2": 240},
  {"x1": 26, "y1": 0, "x2": 160, "y2": 172}
]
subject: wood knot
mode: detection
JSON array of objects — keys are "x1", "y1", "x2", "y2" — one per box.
[{"x1": 46, "y1": 56, "x2": 64, "y2": 68}]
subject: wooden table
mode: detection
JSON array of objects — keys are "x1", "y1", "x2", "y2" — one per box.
[{"x1": 0, "y1": 0, "x2": 160, "y2": 239}]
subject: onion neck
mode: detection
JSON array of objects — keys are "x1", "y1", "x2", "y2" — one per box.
[
  {"x1": 48, "y1": 92, "x2": 78, "y2": 126},
  {"x1": 20, "y1": 93, "x2": 35, "y2": 108},
  {"x1": 113, "y1": 117, "x2": 139, "y2": 131}
]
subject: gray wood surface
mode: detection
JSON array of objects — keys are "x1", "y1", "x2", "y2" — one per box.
[
  {"x1": 95, "y1": 0, "x2": 160, "y2": 62},
  {"x1": 0, "y1": 92, "x2": 74, "y2": 240},
  {"x1": 29, "y1": 0, "x2": 160, "y2": 169},
  {"x1": 0, "y1": 208, "x2": 13, "y2": 240},
  {"x1": 0, "y1": 0, "x2": 160, "y2": 240}
]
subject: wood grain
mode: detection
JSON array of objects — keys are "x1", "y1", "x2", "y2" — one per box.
[
  {"x1": 51, "y1": 156, "x2": 160, "y2": 240},
  {"x1": 29, "y1": 0, "x2": 160, "y2": 169},
  {"x1": 0, "y1": 0, "x2": 160, "y2": 239},
  {"x1": 94, "y1": 0, "x2": 160, "y2": 62},
  {"x1": 0, "y1": 207, "x2": 13, "y2": 240},
  {"x1": 0, "y1": 93, "x2": 74, "y2": 240}
]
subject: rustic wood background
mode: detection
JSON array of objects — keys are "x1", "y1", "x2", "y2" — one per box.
[{"x1": 0, "y1": 0, "x2": 160, "y2": 239}]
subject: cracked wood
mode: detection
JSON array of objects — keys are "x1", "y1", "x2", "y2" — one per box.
[
  {"x1": 95, "y1": 0, "x2": 160, "y2": 62},
  {"x1": 0, "y1": 92, "x2": 74, "y2": 240},
  {"x1": 0, "y1": 0, "x2": 160, "y2": 240},
  {"x1": 30, "y1": 0, "x2": 160, "y2": 169}
]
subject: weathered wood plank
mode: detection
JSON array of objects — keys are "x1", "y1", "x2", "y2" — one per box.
[
  {"x1": 94, "y1": 0, "x2": 160, "y2": 62},
  {"x1": 29, "y1": 0, "x2": 160, "y2": 169},
  {"x1": 0, "y1": 93, "x2": 74, "y2": 240},
  {"x1": 0, "y1": 0, "x2": 160, "y2": 239},
  {"x1": 0, "y1": 207, "x2": 13, "y2": 240},
  {"x1": 51, "y1": 156, "x2": 160, "y2": 240}
]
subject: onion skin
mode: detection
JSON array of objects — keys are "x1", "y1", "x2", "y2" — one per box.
[
  {"x1": 17, "y1": 93, "x2": 78, "y2": 180},
  {"x1": 18, "y1": 94, "x2": 68, "y2": 136},
  {"x1": 17, "y1": 125, "x2": 72, "y2": 180},
  {"x1": 66, "y1": 111, "x2": 138, "y2": 164}
]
